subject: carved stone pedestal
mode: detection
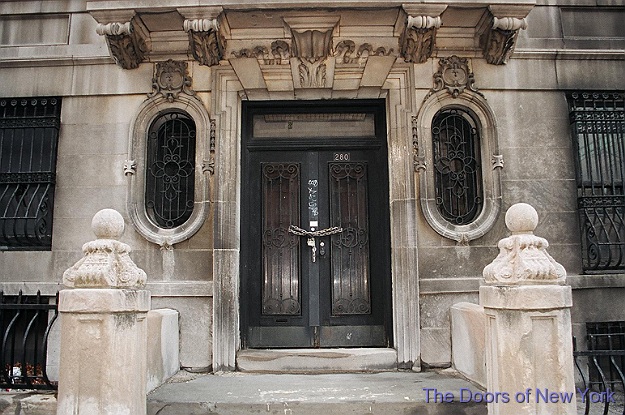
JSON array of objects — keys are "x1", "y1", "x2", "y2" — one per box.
[
  {"x1": 56, "y1": 209, "x2": 149, "y2": 415},
  {"x1": 56, "y1": 289, "x2": 150, "y2": 415},
  {"x1": 479, "y1": 203, "x2": 576, "y2": 415}
]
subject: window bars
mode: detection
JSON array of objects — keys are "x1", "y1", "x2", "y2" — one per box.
[
  {"x1": 145, "y1": 111, "x2": 196, "y2": 229},
  {"x1": 432, "y1": 108, "x2": 483, "y2": 225},
  {"x1": 0, "y1": 291, "x2": 58, "y2": 390},
  {"x1": 568, "y1": 92, "x2": 625, "y2": 272},
  {"x1": 0, "y1": 97, "x2": 61, "y2": 250}
]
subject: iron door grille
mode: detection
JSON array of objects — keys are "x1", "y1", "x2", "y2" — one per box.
[
  {"x1": 0, "y1": 98, "x2": 61, "y2": 250},
  {"x1": 568, "y1": 92, "x2": 625, "y2": 272}
]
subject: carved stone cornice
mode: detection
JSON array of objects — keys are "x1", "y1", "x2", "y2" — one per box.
[
  {"x1": 429, "y1": 55, "x2": 482, "y2": 99},
  {"x1": 148, "y1": 59, "x2": 195, "y2": 102},
  {"x1": 184, "y1": 18, "x2": 226, "y2": 67},
  {"x1": 480, "y1": 15, "x2": 528, "y2": 65},
  {"x1": 400, "y1": 14, "x2": 442, "y2": 64},
  {"x1": 96, "y1": 18, "x2": 149, "y2": 70}
]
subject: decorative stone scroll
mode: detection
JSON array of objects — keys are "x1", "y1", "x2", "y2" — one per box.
[
  {"x1": 429, "y1": 55, "x2": 482, "y2": 99},
  {"x1": 63, "y1": 209, "x2": 147, "y2": 288},
  {"x1": 184, "y1": 18, "x2": 225, "y2": 67},
  {"x1": 481, "y1": 16, "x2": 528, "y2": 65},
  {"x1": 483, "y1": 203, "x2": 566, "y2": 285},
  {"x1": 148, "y1": 59, "x2": 195, "y2": 102},
  {"x1": 400, "y1": 15, "x2": 442, "y2": 64},
  {"x1": 96, "y1": 19, "x2": 149, "y2": 70},
  {"x1": 231, "y1": 40, "x2": 291, "y2": 64},
  {"x1": 335, "y1": 41, "x2": 394, "y2": 64}
]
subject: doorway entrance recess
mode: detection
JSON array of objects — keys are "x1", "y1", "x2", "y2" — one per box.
[{"x1": 240, "y1": 100, "x2": 392, "y2": 349}]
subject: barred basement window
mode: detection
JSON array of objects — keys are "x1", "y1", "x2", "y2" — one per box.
[
  {"x1": 568, "y1": 91, "x2": 625, "y2": 272},
  {"x1": 0, "y1": 98, "x2": 61, "y2": 250},
  {"x1": 145, "y1": 111, "x2": 196, "y2": 229},
  {"x1": 432, "y1": 108, "x2": 483, "y2": 225}
]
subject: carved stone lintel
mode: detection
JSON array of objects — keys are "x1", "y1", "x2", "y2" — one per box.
[
  {"x1": 96, "y1": 19, "x2": 149, "y2": 70},
  {"x1": 148, "y1": 60, "x2": 195, "y2": 102},
  {"x1": 123, "y1": 159, "x2": 136, "y2": 176},
  {"x1": 483, "y1": 203, "x2": 566, "y2": 285},
  {"x1": 400, "y1": 15, "x2": 441, "y2": 64},
  {"x1": 63, "y1": 209, "x2": 147, "y2": 288},
  {"x1": 481, "y1": 17, "x2": 527, "y2": 65},
  {"x1": 492, "y1": 154, "x2": 504, "y2": 169},
  {"x1": 429, "y1": 55, "x2": 482, "y2": 99},
  {"x1": 184, "y1": 18, "x2": 225, "y2": 67}
]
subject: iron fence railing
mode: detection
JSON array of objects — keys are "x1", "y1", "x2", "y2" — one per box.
[
  {"x1": 574, "y1": 335, "x2": 625, "y2": 415},
  {"x1": 0, "y1": 290, "x2": 58, "y2": 390}
]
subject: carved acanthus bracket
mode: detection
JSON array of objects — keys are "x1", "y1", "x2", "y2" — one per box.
[
  {"x1": 96, "y1": 19, "x2": 149, "y2": 70},
  {"x1": 184, "y1": 18, "x2": 226, "y2": 67},
  {"x1": 429, "y1": 55, "x2": 482, "y2": 99},
  {"x1": 400, "y1": 15, "x2": 442, "y2": 64},
  {"x1": 148, "y1": 60, "x2": 195, "y2": 102},
  {"x1": 480, "y1": 16, "x2": 528, "y2": 65}
]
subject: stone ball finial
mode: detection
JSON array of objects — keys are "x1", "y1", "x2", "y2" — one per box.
[
  {"x1": 92, "y1": 208, "x2": 125, "y2": 240},
  {"x1": 505, "y1": 203, "x2": 538, "y2": 234}
]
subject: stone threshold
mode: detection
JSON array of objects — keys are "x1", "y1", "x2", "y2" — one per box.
[{"x1": 236, "y1": 348, "x2": 398, "y2": 373}]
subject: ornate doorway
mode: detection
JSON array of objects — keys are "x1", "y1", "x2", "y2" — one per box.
[{"x1": 240, "y1": 100, "x2": 392, "y2": 348}]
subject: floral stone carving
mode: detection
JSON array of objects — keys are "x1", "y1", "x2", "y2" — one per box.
[
  {"x1": 63, "y1": 209, "x2": 147, "y2": 288},
  {"x1": 483, "y1": 203, "x2": 566, "y2": 285}
]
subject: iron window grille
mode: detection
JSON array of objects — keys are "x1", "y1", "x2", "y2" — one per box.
[
  {"x1": 432, "y1": 108, "x2": 483, "y2": 225},
  {"x1": 0, "y1": 98, "x2": 61, "y2": 250},
  {"x1": 145, "y1": 110, "x2": 196, "y2": 229},
  {"x1": 568, "y1": 92, "x2": 625, "y2": 272}
]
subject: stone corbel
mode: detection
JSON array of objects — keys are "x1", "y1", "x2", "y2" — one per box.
[
  {"x1": 96, "y1": 18, "x2": 149, "y2": 70},
  {"x1": 400, "y1": 15, "x2": 442, "y2": 64},
  {"x1": 183, "y1": 18, "x2": 226, "y2": 67},
  {"x1": 480, "y1": 6, "x2": 530, "y2": 65}
]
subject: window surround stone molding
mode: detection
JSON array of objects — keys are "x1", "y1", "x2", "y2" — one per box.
[
  {"x1": 415, "y1": 77, "x2": 503, "y2": 243},
  {"x1": 126, "y1": 91, "x2": 211, "y2": 248}
]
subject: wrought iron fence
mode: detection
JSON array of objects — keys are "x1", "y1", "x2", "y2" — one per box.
[
  {"x1": 574, "y1": 329, "x2": 625, "y2": 415},
  {"x1": 0, "y1": 290, "x2": 58, "y2": 390}
]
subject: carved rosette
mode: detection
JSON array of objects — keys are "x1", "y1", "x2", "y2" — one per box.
[
  {"x1": 400, "y1": 15, "x2": 441, "y2": 64},
  {"x1": 148, "y1": 60, "x2": 195, "y2": 102},
  {"x1": 483, "y1": 203, "x2": 566, "y2": 285},
  {"x1": 96, "y1": 19, "x2": 149, "y2": 70},
  {"x1": 184, "y1": 18, "x2": 225, "y2": 67},
  {"x1": 481, "y1": 16, "x2": 528, "y2": 65},
  {"x1": 63, "y1": 209, "x2": 147, "y2": 288},
  {"x1": 429, "y1": 55, "x2": 482, "y2": 99}
]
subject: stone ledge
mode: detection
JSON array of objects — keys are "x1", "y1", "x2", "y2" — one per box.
[
  {"x1": 567, "y1": 273, "x2": 625, "y2": 289},
  {"x1": 480, "y1": 284, "x2": 572, "y2": 310},
  {"x1": 237, "y1": 348, "x2": 397, "y2": 373}
]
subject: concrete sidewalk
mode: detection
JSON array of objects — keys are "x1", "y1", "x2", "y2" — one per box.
[{"x1": 147, "y1": 369, "x2": 487, "y2": 415}]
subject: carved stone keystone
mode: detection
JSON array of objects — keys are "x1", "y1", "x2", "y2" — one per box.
[{"x1": 480, "y1": 203, "x2": 576, "y2": 415}]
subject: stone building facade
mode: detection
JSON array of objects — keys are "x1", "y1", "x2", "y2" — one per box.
[{"x1": 0, "y1": 0, "x2": 623, "y2": 373}]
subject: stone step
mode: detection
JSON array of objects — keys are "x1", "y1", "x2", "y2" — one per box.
[{"x1": 147, "y1": 370, "x2": 488, "y2": 415}]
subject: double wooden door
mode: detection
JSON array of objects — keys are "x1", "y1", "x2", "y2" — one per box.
[{"x1": 241, "y1": 101, "x2": 391, "y2": 348}]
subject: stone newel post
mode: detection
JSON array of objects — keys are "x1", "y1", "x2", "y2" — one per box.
[
  {"x1": 57, "y1": 209, "x2": 149, "y2": 415},
  {"x1": 480, "y1": 203, "x2": 576, "y2": 415}
]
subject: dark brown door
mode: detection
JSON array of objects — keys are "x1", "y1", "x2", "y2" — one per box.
[{"x1": 241, "y1": 100, "x2": 391, "y2": 348}]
